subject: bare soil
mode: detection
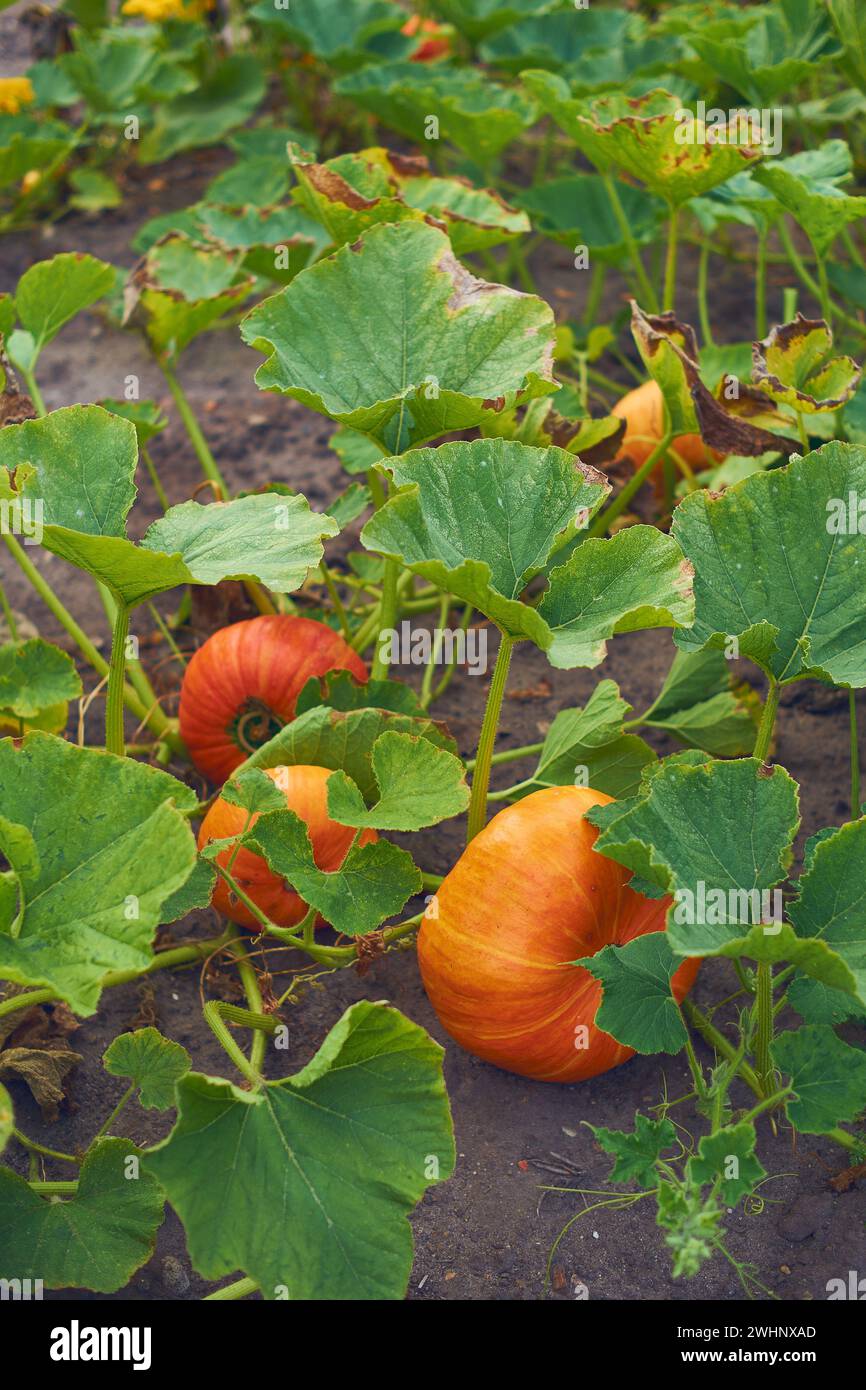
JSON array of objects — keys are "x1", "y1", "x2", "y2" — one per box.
[{"x1": 0, "y1": 14, "x2": 863, "y2": 1301}]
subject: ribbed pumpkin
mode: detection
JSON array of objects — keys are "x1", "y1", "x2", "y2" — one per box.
[
  {"x1": 417, "y1": 785, "x2": 699, "y2": 1083},
  {"x1": 198, "y1": 764, "x2": 377, "y2": 930},
  {"x1": 179, "y1": 615, "x2": 368, "y2": 783}
]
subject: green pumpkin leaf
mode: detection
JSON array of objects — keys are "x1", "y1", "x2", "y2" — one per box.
[
  {"x1": 250, "y1": 0, "x2": 406, "y2": 68},
  {"x1": 687, "y1": 1122, "x2": 767, "y2": 1204},
  {"x1": 638, "y1": 648, "x2": 761, "y2": 756},
  {"x1": 537, "y1": 525, "x2": 695, "y2": 669},
  {"x1": 434, "y1": 0, "x2": 563, "y2": 44},
  {"x1": 0, "y1": 733, "x2": 197, "y2": 1016},
  {"x1": 296, "y1": 669, "x2": 424, "y2": 717},
  {"x1": 575, "y1": 932, "x2": 688, "y2": 1055},
  {"x1": 483, "y1": 8, "x2": 636, "y2": 71},
  {"x1": 588, "y1": 1112, "x2": 676, "y2": 1185},
  {"x1": 753, "y1": 313, "x2": 861, "y2": 414},
  {"x1": 0, "y1": 1138, "x2": 164, "y2": 1293},
  {"x1": 517, "y1": 174, "x2": 662, "y2": 263},
  {"x1": 222, "y1": 767, "x2": 288, "y2": 816},
  {"x1": 103, "y1": 1027, "x2": 190, "y2": 1111},
  {"x1": 99, "y1": 396, "x2": 167, "y2": 444},
  {"x1": 124, "y1": 233, "x2": 255, "y2": 360},
  {"x1": 326, "y1": 731, "x2": 469, "y2": 831},
  {"x1": 158, "y1": 856, "x2": 217, "y2": 928},
  {"x1": 587, "y1": 756, "x2": 799, "y2": 958},
  {"x1": 0, "y1": 639, "x2": 81, "y2": 719},
  {"x1": 361, "y1": 437, "x2": 608, "y2": 644},
  {"x1": 145, "y1": 1001, "x2": 453, "y2": 1299},
  {"x1": 787, "y1": 817, "x2": 866, "y2": 1009},
  {"x1": 505, "y1": 679, "x2": 654, "y2": 800},
  {"x1": 335, "y1": 63, "x2": 538, "y2": 167},
  {"x1": 248, "y1": 808, "x2": 420, "y2": 935},
  {"x1": 14, "y1": 252, "x2": 113, "y2": 358},
  {"x1": 827, "y1": 0, "x2": 866, "y2": 94},
  {"x1": 773, "y1": 1025, "x2": 866, "y2": 1134},
  {"x1": 672, "y1": 442, "x2": 866, "y2": 687},
  {"x1": 242, "y1": 221, "x2": 556, "y2": 453},
  {"x1": 787, "y1": 977, "x2": 866, "y2": 1026},
  {"x1": 329, "y1": 426, "x2": 385, "y2": 476},
  {"x1": 0, "y1": 408, "x2": 339, "y2": 607},
  {"x1": 689, "y1": 2, "x2": 838, "y2": 105},
  {"x1": 138, "y1": 55, "x2": 266, "y2": 163},
  {"x1": 521, "y1": 80, "x2": 762, "y2": 207},
  {"x1": 0, "y1": 133, "x2": 72, "y2": 192},
  {"x1": 754, "y1": 140, "x2": 866, "y2": 257},
  {"x1": 241, "y1": 704, "x2": 457, "y2": 804}
]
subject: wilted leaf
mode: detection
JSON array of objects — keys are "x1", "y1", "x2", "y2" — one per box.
[{"x1": 753, "y1": 314, "x2": 861, "y2": 414}]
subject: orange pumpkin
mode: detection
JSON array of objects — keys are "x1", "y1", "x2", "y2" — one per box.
[
  {"x1": 198, "y1": 764, "x2": 377, "y2": 930},
  {"x1": 179, "y1": 615, "x2": 368, "y2": 784},
  {"x1": 417, "y1": 785, "x2": 699, "y2": 1083},
  {"x1": 612, "y1": 379, "x2": 718, "y2": 487}
]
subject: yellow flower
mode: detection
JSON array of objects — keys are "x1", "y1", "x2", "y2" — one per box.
[
  {"x1": 0, "y1": 77, "x2": 35, "y2": 115},
  {"x1": 122, "y1": 0, "x2": 212, "y2": 19}
]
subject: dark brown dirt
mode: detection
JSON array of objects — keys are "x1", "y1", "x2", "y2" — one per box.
[{"x1": 0, "y1": 10, "x2": 863, "y2": 1302}]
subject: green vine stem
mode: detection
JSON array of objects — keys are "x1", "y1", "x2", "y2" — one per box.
[
  {"x1": 0, "y1": 575, "x2": 17, "y2": 639},
  {"x1": 203, "y1": 1276, "x2": 259, "y2": 1301},
  {"x1": 584, "y1": 429, "x2": 674, "y2": 540},
  {"x1": 753, "y1": 962, "x2": 775, "y2": 1097},
  {"x1": 466, "y1": 631, "x2": 515, "y2": 844},
  {"x1": 755, "y1": 226, "x2": 768, "y2": 339},
  {"x1": 28, "y1": 1180, "x2": 78, "y2": 1196},
  {"x1": 2, "y1": 532, "x2": 180, "y2": 748},
  {"x1": 105, "y1": 599, "x2": 130, "y2": 755},
  {"x1": 12, "y1": 1129, "x2": 79, "y2": 1163},
  {"x1": 662, "y1": 205, "x2": 679, "y2": 312},
  {"x1": 203, "y1": 999, "x2": 274, "y2": 1089},
  {"x1": 682, "y1": 999, "x2": 763, "y2": 1100},
  {"x1": 17, "y1": 364, "x2": 47, "y2": 418},
  {"x1": 753, "y1": 678, "x2": 780, "y2": 764},
  {"x1": 697, "y1": 241, "x2": 714, "y2": 347},
  {"x1": 228, "y1": 926, "x2": 269, "y2": 1076},
  {"x1": 371, "y1": 557, "x2": 400, "y2": 680},
  {"x1": 850, "y1": 689, "x2": 861, "y2": 815},
  {"x1": 92, "y1": 1083, "x2": 136, "y2": 1141},
  {"x1": 158, "y1": 357, "x2": 229, "y2": 496},
  {"x1": 602, "y1": 172, "x2": 658, "y2": 311},
  {"x1": 0, "y1": 986, "x2": 58, "y2": 1021},
  {"x1": 141, "y1": 444, "x2": 170, "y2": 512}
]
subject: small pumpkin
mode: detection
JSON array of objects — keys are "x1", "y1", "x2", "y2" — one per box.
[
  {"x1": 198, "y1": 763, "x2": 377, "y2": 930},
  {"x1": 417, "y1": 785, "x2": 699, "y2": 1083},
  {"x1": 179, "y1": 615, "x2": 368, "y2": 783},
  {"x1": 612, "y1": 379, "x2": 718, "y2": 489}
]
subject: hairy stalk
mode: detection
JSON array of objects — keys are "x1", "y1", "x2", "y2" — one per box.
[
  {"x1": 159, "y1": 358, "x2": 229, "y2": 495},
  {"x1": 228, "y1": 927, "x2": 269, "y2": 1077},
  {"x1": 466, "y1": 631, "x2": 514, "y2": 844},
  {"x1": 682, "y1": 999, "x2": 763, "y2": 1100},
  {"x1": 204, "y1": 1277, "x2": 259, "y2": 1301},
  {"x1": 105, "y1": 600, "x2": 130, "y2": 755},
  {"x1": 753, "y1": 679, "x2": 780, "y2": 763},
  {"x1": 371, "y1": 558, "x2": 400, "y2": 679},
  {"x1": 602, "y1": 173, "x2": 657, "y2": 310},
  {"x1": 663, "y1": 206, "x2": 679, "y2": 311}
]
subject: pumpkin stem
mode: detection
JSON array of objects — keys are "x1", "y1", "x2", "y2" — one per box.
[{"x1": 466, "y1": 630, "x2": 514, "y2": 844}]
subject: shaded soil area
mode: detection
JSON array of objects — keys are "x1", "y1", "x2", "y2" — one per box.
[{"x1": 0, "y1": 15, "x2": 863, "y2": 1301}]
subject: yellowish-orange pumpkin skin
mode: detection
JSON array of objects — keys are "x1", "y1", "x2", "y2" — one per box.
[{"x1": 417, "y1": 786, "x2": 699, "y2": 1083}]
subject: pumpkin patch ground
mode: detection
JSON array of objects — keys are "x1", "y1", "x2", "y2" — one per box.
[{"x1": 1, "y1": 0, "x2": 866, "y2": 1312}]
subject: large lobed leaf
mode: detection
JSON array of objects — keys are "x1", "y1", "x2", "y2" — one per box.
[
  {"x1": 241, "y1": 221, "x2": 557, "y2": 453},
  {"x1": 0, "y1": 734, "x2": 197, "y2": 1016},
  {"x1": 144, "y1": 1001, "x2": 455, "y2": 1300}
]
